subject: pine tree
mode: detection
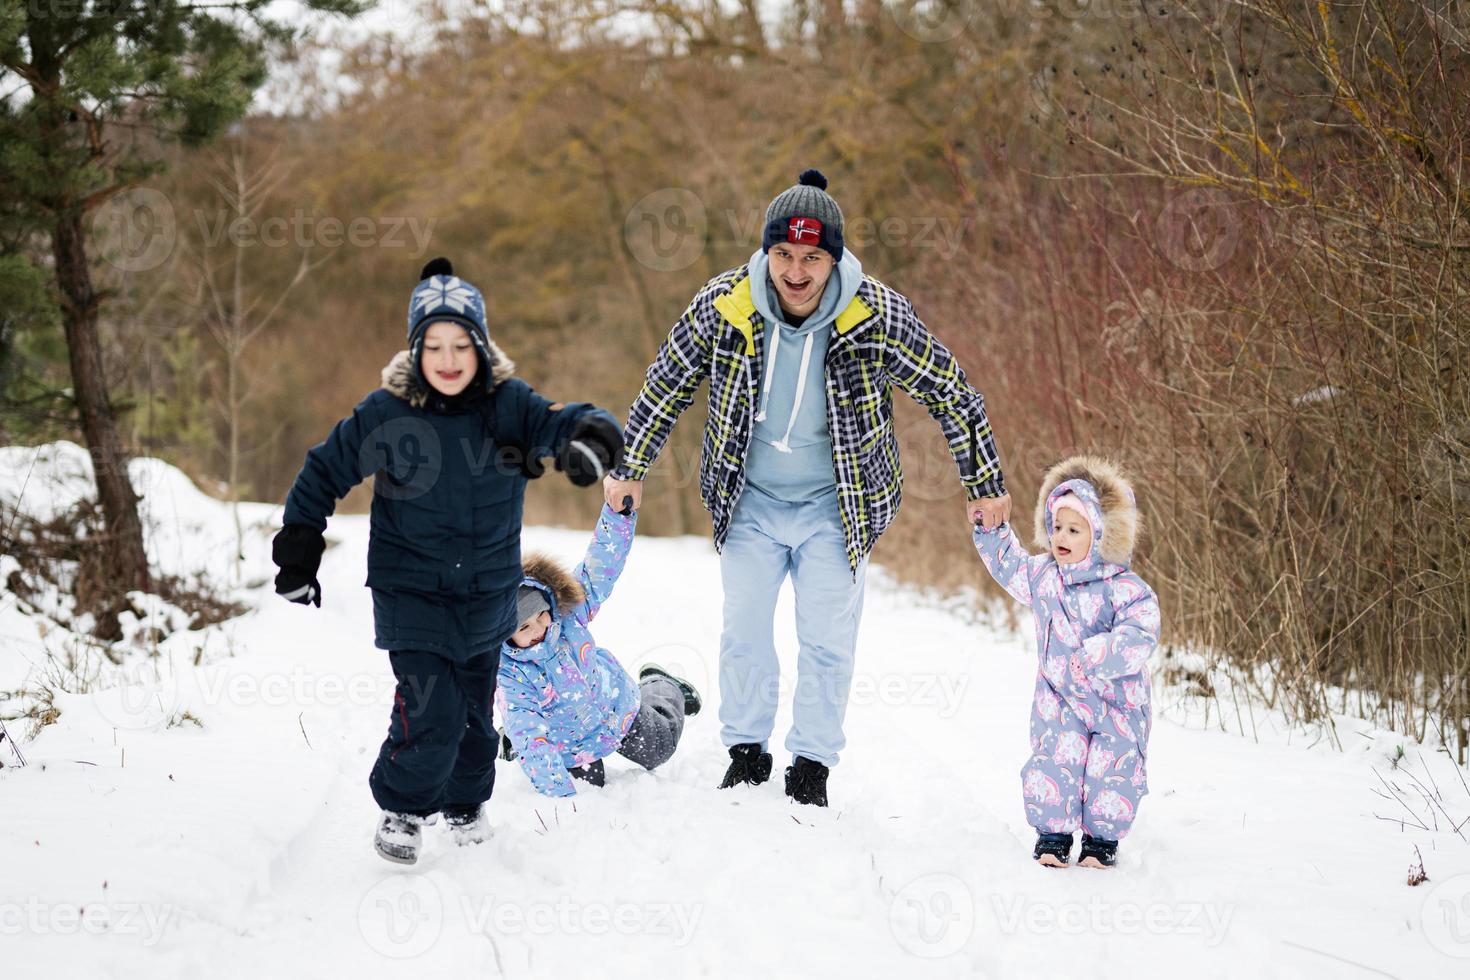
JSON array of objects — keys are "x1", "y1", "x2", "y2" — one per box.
[
  {"x1": 0, "y1": 0, "x2": 366, "y2": 618},
  {"x1": 0, "y1": 252, "x2": 63, "y2": 443}
]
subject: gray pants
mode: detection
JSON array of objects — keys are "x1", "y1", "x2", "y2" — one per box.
[{"x1": 617, "y1": 677, "x2": 686, "y2": 770}]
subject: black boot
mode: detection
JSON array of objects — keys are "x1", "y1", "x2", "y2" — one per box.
[
  {"x1": 568, "y1": 758, "x2": 605, "y2": 787},
  {"x1": 498, "y1": 728, "x2": 516, "y2": 761},
  {"x1": 1033, "y1": 831, "x2": 1073, "y2": 867},
  {"x1": 639, "y1": 663, "x2": 702, "y2": 716},
  {"x1": 718, "y1": 743, "x2": 772, "y2": 789},
  {"x1": 784, "y1": 756, "x2": 829, "y2": 807},
  {"x1": 1078, "y1": 834, "x2": 1118, "y2": 869}
]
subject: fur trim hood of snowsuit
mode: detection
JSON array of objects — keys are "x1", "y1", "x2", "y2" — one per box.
[
  {"x1": 518, "y1": 553, "x2": 586, "y2": 617},
  {"x1": 1033, "y1": 455, "x2": 1141, "y2": 567}
]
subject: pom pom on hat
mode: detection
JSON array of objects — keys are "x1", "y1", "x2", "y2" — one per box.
[
  {"x1": 419, "y1": 256, "x2": 454, "y2": 280},
  {"x1": 797, "y1": 168, "x2": 829, "y2": 190}
]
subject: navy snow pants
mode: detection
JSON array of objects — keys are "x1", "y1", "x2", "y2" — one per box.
[{"x1": 369, "y1": 648, "x2": 500, "y2": 817}]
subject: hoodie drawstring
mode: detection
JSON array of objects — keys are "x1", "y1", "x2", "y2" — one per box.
[
  {"x1": 754, "y1": 327, "x2": 817, "y2": 454},
  {"x1": 754, "y1": 326, "x2": 781, "y2": 423},
  {"x1": 770, "y1": 333, "x2": 816, "y2": 454}
]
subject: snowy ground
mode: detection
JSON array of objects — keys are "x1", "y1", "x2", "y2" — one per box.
[{"x1": 2, "y1": 443, "x2": 1468, "y2": 978}]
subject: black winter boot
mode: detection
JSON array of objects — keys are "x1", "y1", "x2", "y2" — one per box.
[
  {"x1": 1078, "y1": 834, "x2": 1118, "y2": 869},
  {"x1": 569, "y1": 758, "x2": 605, "y2": 787},
  {"x1": 784, "y1": 756, "x2": 829, "y2": 807},
  {"x1": 639, "y1": 663, "x2": 702, "y2": 716},
  {"x1": 718, "y1": 743, "x2": 772, "y2": 789},
  {"x1": 1033, "y1": 831, "x2": 1073, "y2": 867}
]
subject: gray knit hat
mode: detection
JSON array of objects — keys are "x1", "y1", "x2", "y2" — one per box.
[
  {"x1": 516, "y1": 585, "x2": 550, "y2": 627},
  {"x1": 762, "y1": 169, "x2": 844, "y2": 261}
]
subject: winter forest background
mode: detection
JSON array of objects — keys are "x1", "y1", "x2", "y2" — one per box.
[
  {"x1": 4, "y1": 0, "x2": 1467, "y2": 759},
  {"x1": 4, "y1": 0, "x2": 1470, "y2": 974}
]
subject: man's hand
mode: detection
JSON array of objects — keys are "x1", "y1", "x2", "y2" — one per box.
[
  {"x1": 604, "y1": 474, "x2": 643, "y2": 513},
  {"x1": 967, "y1": 493, "x2": 1012, "y2": 531}
]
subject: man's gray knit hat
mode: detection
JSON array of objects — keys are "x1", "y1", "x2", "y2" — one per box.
[
  {"x1": 516, "y1": 585, "x2": 550, "y2": 627},
  {"x1": 763, "y1": 168, "x2": 844, "y2": 261}
]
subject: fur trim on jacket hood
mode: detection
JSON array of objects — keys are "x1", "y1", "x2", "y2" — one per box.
[
  {"x1": 1033, "y1": 455, "x2": 1140, "y2": 566},
  {"x1": 519, "y1": 552, "x2": 585, "y2": 617},
  {"x1": 380, "y1": 338, "x2": 517, "y2": 409}
]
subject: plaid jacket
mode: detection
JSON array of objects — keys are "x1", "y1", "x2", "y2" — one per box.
[{"x1": 613, "y1": 265, "x2": 1006, "y2": 571}]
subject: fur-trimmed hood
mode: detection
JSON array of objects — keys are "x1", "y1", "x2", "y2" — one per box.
[
  {"x1": 380, "y1": 337, "x2": 517, "y2": 409},
  {"x1": 1033, "y1": 455, "x2": 1140, "y2": 566},
  {"x1": 519, "y1": 552, "x2": 586, "y2": 618}
]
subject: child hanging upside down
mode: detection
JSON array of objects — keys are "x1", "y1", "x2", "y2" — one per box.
[{"x1": 497, "y1": 498, "x2": 701, "y2": 796}]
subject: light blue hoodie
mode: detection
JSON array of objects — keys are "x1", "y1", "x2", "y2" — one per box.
[{"x1": 743, "y1": 247, "x2": 865, "y2": 502}]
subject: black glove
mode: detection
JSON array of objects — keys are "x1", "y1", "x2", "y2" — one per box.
[
  {"x1": 556, "y1": 414, "x2": 624, "y2": 488},
  {"x1": 272, "y1": 524, "x2": 325, "y2": 608}
]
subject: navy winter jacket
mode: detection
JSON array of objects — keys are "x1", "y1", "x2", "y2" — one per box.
[{"x1": 281, "y1": 341, "x2": 616, "y2": 660}]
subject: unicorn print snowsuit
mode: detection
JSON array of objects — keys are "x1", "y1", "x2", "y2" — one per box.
[
  {"x1": 496, "y1": 505, "x2": 640, "y2": 798},
  {"x1": 973, "y1": 457, "x2": 1160, "y2": 840}
]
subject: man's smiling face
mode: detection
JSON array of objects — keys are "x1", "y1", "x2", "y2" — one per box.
[{"x1": 767, "y1": 241, "x2": 836, "y2": 318}]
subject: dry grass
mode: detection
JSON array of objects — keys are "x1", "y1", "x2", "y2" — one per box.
[{"x1": 55, "y1": 0, "x2": 1467, "y2": 761}]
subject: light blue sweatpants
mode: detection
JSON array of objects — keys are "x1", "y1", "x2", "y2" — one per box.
[{"x1": 718, "y1": 484, "x2": 867, "y2": 768}]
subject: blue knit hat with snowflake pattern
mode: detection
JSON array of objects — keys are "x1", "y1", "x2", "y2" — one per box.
[{"x1": 407, "y1": 257, "x2": 493, "y2": 367}]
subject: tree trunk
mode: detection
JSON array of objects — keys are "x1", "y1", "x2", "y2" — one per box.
[
  {"x1": 52, "y1": 210, "x2": 150, "y2": 597},
  {"x1": 229, "y1": 340, "x2": 244, "y2": 584}
]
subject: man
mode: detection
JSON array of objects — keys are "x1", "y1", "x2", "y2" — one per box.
[{"x1": 604, "y1": 169, "x2": 1010, "y2": 806}]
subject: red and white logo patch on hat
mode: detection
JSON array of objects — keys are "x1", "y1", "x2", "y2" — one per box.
[{"x1": 786, "y1": 217, "x2": 824, "y2": 246}]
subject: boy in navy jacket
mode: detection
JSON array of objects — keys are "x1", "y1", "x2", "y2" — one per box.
[{"x1": 272, "y1": 258, "x2": 622, "y2": 864}]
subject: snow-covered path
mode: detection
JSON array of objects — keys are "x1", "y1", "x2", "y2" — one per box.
[{"x1": 3, "y1": 452, "x2": 1468, "y2": 978}]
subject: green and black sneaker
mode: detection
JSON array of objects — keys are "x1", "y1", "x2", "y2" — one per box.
[{"x1": 639, "y1": 663, "x2": 702, "y2": 716}]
